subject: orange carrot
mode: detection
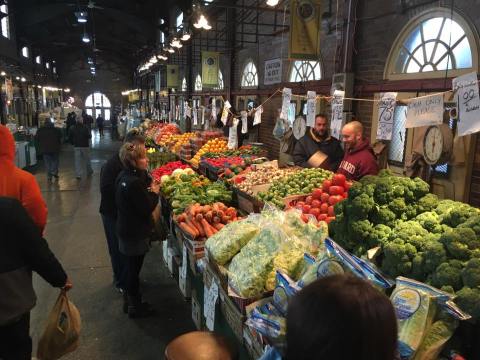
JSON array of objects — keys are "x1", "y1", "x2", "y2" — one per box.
[
  {"x1": 196, "y1": 213, "x2": 204, "y2": 222},
  {"x1": 201, "y1": 218, "x2": 214, "y2": 237},
  {"x1": 179, "y1": 222, "x2": 197, "y2": 238},
  {"x1": 221, "y1": 215, "x2": 231, "y2": 223},
  {"x1": 191, "y1": 218, "x2": 205, "y2": 237},
  {"x1": 213, "y1": 216, "x2": 221, "y2": 224},
  {"x1": 184, "y1": 219, "x2": 199, "y2": 237},
  {"x1": 186, "y1": 218, "x2": 201, "y2": 237},
  {"x1": 205, "y1": 211, "x2": 213, "y2": 222},
  {"x1": 177, "y1": 214, "x2": 187, "y2": 222},
  {"x1": 213, "y1": 223, "x2": 224, "y2": 231}
]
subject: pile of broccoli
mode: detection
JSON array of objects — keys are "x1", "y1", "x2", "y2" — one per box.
[{"x1": 329, "y1": 169, "x2": 480, "y2": 319}]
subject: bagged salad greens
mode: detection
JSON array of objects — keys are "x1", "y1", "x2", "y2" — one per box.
[
  {"x1": 412, "y1": 316, "x2": 458, "y2": 360},
  {"x1": 205, "y1": 217, "x2": 260, "y2": 265}
]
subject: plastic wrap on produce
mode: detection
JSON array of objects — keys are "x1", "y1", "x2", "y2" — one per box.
[{"x1": 205, "y1": 217, "x2": 261, "y2": 265}]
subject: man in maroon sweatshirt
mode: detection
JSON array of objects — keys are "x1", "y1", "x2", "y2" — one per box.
[{"x1": 337, "y1": 121, "x2": 379, "y2": 181}]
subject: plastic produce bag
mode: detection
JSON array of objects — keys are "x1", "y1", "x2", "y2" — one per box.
[
  {"x1": 272, "y1": 271, "x2": 301, "y2": 316},
  {"x1": 412, "y1": 317, "x2": 458, "y2": 360},
  {"x1": 37, "y1": 290, "x2": 81, "y2": 360},
  {"x1": 205, "y1": 217, "x2": 261, "y2": 265}
]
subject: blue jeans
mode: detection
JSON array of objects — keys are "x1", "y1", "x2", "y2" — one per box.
[
  {"x1": 101, "y1": 214, "x2": 127, "y2": 289},
  {"x1": 74, "y1": 147, "x2": 93, "y2": 178},
  {"x1": 43, "y1": 153, "x2": 59, "y2": 177}
]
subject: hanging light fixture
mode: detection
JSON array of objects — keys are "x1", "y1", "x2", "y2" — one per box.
[
  {"x1": 266, "y1": 0, "x2": 280, "y2": 6},
  {"x1": 0, "y1": 71, "x2": 6, "y2": 76},
  {"x1": 82, "y1": 32, "x2": 91, "y2": 43},
  {"x1": 21, "y1": 77, "x2": 26, "y2": 82},
  {"x1": 64, "y1": 88, "x2": 71, "y2": 93},
  {"x1": 170, "y1": 37, "x2": 182, "y2": 48},
  {"x1": 75, "y1": 11, "x2": 88, "y2": 23},
  {"x1": 193, "y1": 14, "x2": 212, "y2": 30},
  {"x1": 166, "y1": 47, "x2": 175, "y2": 53},
  {"x1": 181, "y1": 26, "x2": 191, "y2": 41}
]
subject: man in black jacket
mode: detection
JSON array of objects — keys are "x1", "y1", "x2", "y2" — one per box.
[
  {"x1": 36, "y1": 120, "x2": 62, "y2": 181},
  {"x1": 293, "y1": 114, "x2": 344, "y2": 171},
  {"x1": 0, "y1": 197, "x2": 71, "y2": 360},
  {"x1": 99, "y1": 130, "x2": 145, "y2": 293},
  {"x1": 69, "y1": 117, "x2": 93, "y2": 179}
]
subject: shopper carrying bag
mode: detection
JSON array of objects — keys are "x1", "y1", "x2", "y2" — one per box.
[{"x1": 37, "y1": 290, "x2": 81, "y2": 360}]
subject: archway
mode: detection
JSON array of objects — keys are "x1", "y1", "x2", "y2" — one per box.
[{"x1": 85, "y1": 92, "x2": 112, "y2": 120}]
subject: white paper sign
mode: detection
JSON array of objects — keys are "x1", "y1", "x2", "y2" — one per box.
[
  {"x1": 306, "y1": 91, "x2": 317, "y2": 127},
  {"x1": 281, "y1": 88, "x2": 292, "y2": 120},
  {"x1": 453, "y1": 71, "x2": 480, "y2": 136},
  {"x1": 186, "y1": 106, "x2": 192, "y2": 118},
  {"x1": 176, "y1": 105, "x2": 180, "y2": 121},
  {"x1": 376, "y1": 92, "x2": 398, "y2": 140},
  {"x1": 221, "y1": 100, "x2": 231, "y2": 125},
  {"x1": 241, "y1": 111, "x2": 248, "y2": 134},
  {"x1": 181, "y1": 244, "x2": 188, "y2": 280},
  {"x1": 228, "y1": 118, "x2": 239, "y2": 149},
  {"x1": 193, "y1": 107, "x2": 198, "y2": 125},
  {"x1": 406, "y1": 94, "x2": 444, "y2": 128},
  {"x1": 204, "y1": 279, "x2": 218, "y2": 331},
  {"x1": 253, "y1": 105, "x2": 263, "y2": 126},
  {"x1": 330, "y1": 90, "x2": 345, "y2": 140},
  {"x1": 264, "y1": 58, "x2": 283, "y2": 85},
  {"x1": 211, "y1": 97, "x2": 217, "y2": 121},
  {"x1": 201, "y1": 107, "x2": 205, "y2": 125}
]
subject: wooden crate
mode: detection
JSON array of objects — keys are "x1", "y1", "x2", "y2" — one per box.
[
  {"x1": 219, "y1": 287, "x2": 245, "y2": 344},
  {"x1": 233, "y1": 188, "x2": 264, "y2": 214},
  {"x1": 191, "y1": 289, "x2": 204, "y2": 330},
  {"x1": 204, "y1": 254, "x2": 228, "y2": 293}
]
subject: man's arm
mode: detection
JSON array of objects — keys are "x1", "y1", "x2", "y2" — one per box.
[
  {"x1": 292, "y1": 140, "x2": 310, "y2": 168},
  {"x1": 330, "y1": 140, "x2": 345, "y2": 172}
]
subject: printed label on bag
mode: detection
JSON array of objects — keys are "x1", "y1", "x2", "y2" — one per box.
[{"x1": 391, "y1": 289, "x2": 421, "y2": 320}]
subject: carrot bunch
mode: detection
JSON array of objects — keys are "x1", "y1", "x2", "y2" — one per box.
[{"x1": 176, "y1": 202, "x2": 240, "y2": 239}]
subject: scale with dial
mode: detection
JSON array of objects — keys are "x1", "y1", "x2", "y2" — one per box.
[
  {"x1": 292, "y1": 116, "x2": 307, "y2": 140},
  {"x1": 422, "y1": 124, "x2": 453, "y2": 166}
]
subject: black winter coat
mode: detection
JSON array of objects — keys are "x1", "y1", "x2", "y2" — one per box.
[
  {"x1": 0, "y1": 197, "x2": 67, "y2": 325},
  {"x1": 69, "y1": 123, "x2": 91, "y2": 147},
  {"x1": 292, "y1": 129, "x2": 344, "y2": 171},
  {"x1": 115, "y1": 169, "x2": 159, "y2": 254},
  {"x1": 99, "y1": 154, "x2": 124, "y2": 218},
  {"x1": 36, "y1": 123, "x2": 62, "y2": 154}
]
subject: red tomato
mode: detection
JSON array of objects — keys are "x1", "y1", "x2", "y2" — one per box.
[
  {"x1": 344, "y1": 181, "x2": 353, "y2": 191},
  {"x1": 311, "y1": 199, "x2": 321, "y2": 209},
  {"x1": 328, "y1": 195, "x2": 343, "y2": 206},
  {"x1": 343, "y1": 192, "x2": 348, "y2": 198},
  {"x1": 309, "y1": 208, "x2": 321, "y2": 217},
  {"x1": 305, "y1": 196, "x2": 313, "y2": 205},
  {"x1": 312, "y1": 188, "x2": 323, "y2": 200},
  {"x1": 320, "y1": 203, "x2": 329, "y2": 214},
  {"x1": 295, "y1": 204, "x2": 304, "y2": 210},
  {"x1": 322, "y1": 180, "x2": 332, "y2": 192},
  {"x1": 301, "y1": 214, "x2": 309, "y2": 223},
  {"x1": 329, "y1": 185, "x2": 345, "y2": 196},
  {"x1": 296, "y1": 201, "x2": 305, "y2": 207},
  {"x1": 332, "y1": 173, "x2": 346, "y2": 187},
  {"x1": 317, "y1": 213, "x2": 328, "y2": 221},
  {"x1": 302, "y1": 205, "x2": 311, "y2": 213},
  {"x1": 328, "y1": 205, "x2": 335, "y2": 216},
  {"x1": 320, "y1": 193, "x2": 330, "y2": 203},
  {"x1": 325, "y1": 216, "x2": 336, "y2": 224}
]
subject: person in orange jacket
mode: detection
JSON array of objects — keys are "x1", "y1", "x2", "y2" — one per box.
[{"x1": 0, "y1": 125, "x2": 48, "y2": 233}]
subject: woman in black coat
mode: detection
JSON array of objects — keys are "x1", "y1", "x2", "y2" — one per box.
[{"x1": 115, "y1": 142, "x2": 159, "y2": 318}]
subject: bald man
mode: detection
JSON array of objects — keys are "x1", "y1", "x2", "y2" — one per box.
[{"x1": 337, "y1": 121, "x2": 378, "y2": 181}]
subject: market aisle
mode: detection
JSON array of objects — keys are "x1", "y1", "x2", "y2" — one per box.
[{"x1": 29, "y1": 130, "x2": 195, "y2": 360}]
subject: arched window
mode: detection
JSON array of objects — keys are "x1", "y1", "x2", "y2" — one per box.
[
  {"x1": 181, "y1": 77, "x2": 187, "y2": 92},
  {"x1": 85, "y1": 92, "x2": 112, "y2": 120},
  {"x1": 289, "y1": 60, "x2": 321, "y2": 82},
  {"x1": 241, "y1": 60, "x2": 258, "y2": 88},
  {"x1": 194, "y1": 74, "x2": 202, "y2": 92},
  {"x1": 214, "y1": 70, "x2": 224, "y2": 90},
  {"x1": 385, "y1": 9, "x2": 478, "y2": 80}
]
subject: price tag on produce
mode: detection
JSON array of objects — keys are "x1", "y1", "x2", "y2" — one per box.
[
  {"x1": 241, "y1": 111, "x2": 248, "y2": 134},
  {"x1": 204, "y1": 278, "x2": 219, "y2": 331},
  {"x1": 228, "y1": 118, "x2": 239, "y2": 149},
  {"x1": 211, "y1": 97, "x2": 217, "y2": 121},
  {"x1": 306, "y1": 91, "x2": 317, "y2": 127},
  {"x1": 330, "y1": 90, "x2": 345, "y2": 140},
  {"x1": 221, "y1": 100, "x2": 231, "y2": 125},
  {"x1": 376, "y1": 92, "x2": 397, "y2": 140},
  {"x1": 253, "y1": 105, "x2": 263, "y2": 125},
  {"x1": 281, "y1": 88, "x2": 292, "y2": 120},
  {"x1": 453, "y1": 71, "x2": 480, "y2": 136}
]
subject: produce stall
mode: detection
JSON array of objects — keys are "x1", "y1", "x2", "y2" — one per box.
[{"x1": 141, "y1": 120, "x2": 479, "y2": 360}]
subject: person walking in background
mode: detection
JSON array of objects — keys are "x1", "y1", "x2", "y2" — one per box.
[
  {"x1": 96, "y1": 114, "x2": 105, "y2": 137},
  {"x1": 0, "y1": 197, "x2": 72, "y2": 360},
  {"x1": 116, "y1": 142, "x2": 159, "y2": 318},
  {"x1": 82, "y1": 110, "x2": 93, "y2": 133},
  {"x1": 36, "y1": 119, "x2": 62, "y2": 181},
  {"x1": 99, "y1": 130, "x2": 146, "y2": 294},
  {"x1": 69, "y1": 117, "x2": 93, "y2": 179},
  {"x1": 0, "y1": 125, "x2": 48, "y2": 233},
  {"x1": 65, "y1": 112, "x2": 76, "y2": 138}
]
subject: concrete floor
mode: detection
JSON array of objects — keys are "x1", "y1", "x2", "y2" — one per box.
[{"x1": 30, "y1": 130, "x2": 195, "y2": 360}]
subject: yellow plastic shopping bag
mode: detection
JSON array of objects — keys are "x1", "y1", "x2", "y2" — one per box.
[{"x1": 37, "y1": 290, "x2": 81, "y2": 360}]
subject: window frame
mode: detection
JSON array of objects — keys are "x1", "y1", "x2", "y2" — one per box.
[
  {"x1": 289, "y1": 60, "x2": 322, "y2": 82},
  {"x1": 21, "y1": 47, "x2": 29, "y2": 58},
  {"x1": 1, "y1": 2, "x2": 10, "y2": 39},
  {"x1": 176, "y1": 12, "x2": 184, "y2": 30},
  {"x1": 194, "y1": 74, "x2": 202, "y2": 92},
  {"x1": 384, "y1": 8, "x2": 479, "y2": 80},
  {"x1": 181, "y1": 77, "x2": 187, "y2": 92},
  {"x1": 35, "y1": 56, "x2": 41, "y2": 65},
  {"x1": 213, "y1": 70, "x2": 224, "y2": 91},
  {"x1": 240, "y1": 60, "x2": 259, "y2": 89}
]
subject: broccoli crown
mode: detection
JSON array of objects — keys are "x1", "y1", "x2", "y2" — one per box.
[
  {"x1": 370, "y1": 205, "x2": 396, "y2": 227},
  {"x1": 415, "y1": 211, "x2": 441, "y2": 232},
  {"x1": 345, "y1": 193, "x2": 375, "y2": 220},
  {"x1": 432, "y1": 260, "x2": 464, "y2": 291},
  {"x1": 381, "y1": 239, "x2": 417, "y2": 278},
  {"x1": 369, "y1": 224, "x2": 392, "y2": 248},
  {"x1": 442, "y1": 203, "x2": 477, "y2": 227},
  {"x1": 388, "y1": 198, "x2": 407, "y2": 217},
  {"x1": 423, "y1": 240, "x2": 448, "y2": 274},
  {"x1": 462, "y1": 257, "x2": 480, "y2": 288},
  {"x1": 440, "y1": 228, "x2": 480, "y2": 260},
  {"x1": 457, "y1": 215, "x2": 480, "y2": 236},
  {"x1": 412, "y1": 177, "x2": 430, "y2": 199},
  {"x1": 455, "y1": 287, "x2": 480, "y2": 320},
  {"x1": 435, "y1": 199, "x2": 458, "y2": 218},
  {"x1": 391, "y1": 220, "x2": 429, "y2": 251},
  {"x1": 417, "y1": 193, "x2": 439, "y2": 213},
  {"x1": 348, "y1": 219, "x2": 373, "y2": 244},
  {"x1": 411, "y1": 252, "x2": 426, "y2": 280},
  {"x1": 402, "y1": 204, "x2": 418, "y2": 220}
]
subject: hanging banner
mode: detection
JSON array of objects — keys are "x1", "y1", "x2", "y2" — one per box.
[
  {"x1": 453, "y1": 71, "x2": 480, "y2": 137},
  {"x1": 228, "y1": 118, "x2": 239, "y2": 149},
  {"x1": 289, "y1": 0, "x2": 322, "y2": 60},
  {"x1": 264, "y1": 58, "x2": 282, "y2": 85},
  {"x1": 306, "y1": 90, "x2": 317, "y2": 127},
  {"x1": 281, "y1": 88, "x2": 292, "y2": 120},
  {"x1": 330, "y1": 90, "x2": 345, "y2": 140},
  {"x1": 405, "y1": 94, "x2": 444, "y2": 128},
  {"x1": 253, "y1": 105, "x2": 263, "y2": 126},
  {"x1": 202, "y1": 51, "x2": 219, "y2": 87},
  {"x1": 241, "y1": 111, "x2": 248, "y2": 134},
  {"x1": 166, "y1": 65, "x2": 179, "y2": 88},
  {"x1": 376, "y1": 92, "x2": 398, "y2": 140},
  {"x1": 221, "y1": 100, "x2": 231, "y2": 125},
  {"x1": 193, "y1": 107, "x2": 198, "y2": 125}
]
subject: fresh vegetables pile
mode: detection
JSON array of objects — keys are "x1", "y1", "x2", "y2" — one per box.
[
  {"x1": 287, "y1": 174, "x2": 352, "y2": 224},
  {"x1": 151, "y1": 161, "x2": 191, "y2": 181},
  {"x1": 154, "y1": 124, "x2": 181, "y2": 145},
  {"x1": 233, "y1": 163, "x2": 299, "y2": 195},
  {"x1": 258, "y1": 168, "x2": 333, "y2": 209},
  {"x1": 175, "y1": 202, "x2": 240, "y2": 239},
  {"x1": 329, "y1": 169, "x2": 480, "y2": 319},
  {"x1": 202, "y1": 145, "x2": 265, "y2": 159},
  {"x1": 171, "y1": 132, "x2": 195, "y2": 153},
  {"x1": 146, "y1": 149, "x2": 177, "y2": 170},
  {"x1": 190, "y1": 138, "x2": 228, "y2": 168}
]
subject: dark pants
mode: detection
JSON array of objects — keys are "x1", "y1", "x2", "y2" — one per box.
[
  {"x1": 125, "y1": 255, "x2": 145, "y2": 297},
  {"x1": 0, "y1": 312, "x2": 31, "y2": 360},
  {"x1": 101, "y1": 214, "x2": 127, "y2": 289},
  {"x1": 43, "y1": 152, "x2": 59, "y2": 177},
  {"x1": 98, "y1": 126, "x2": 104, "y2": 136}
]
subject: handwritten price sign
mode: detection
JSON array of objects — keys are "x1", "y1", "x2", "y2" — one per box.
[
  {"x1": 453, "y1": 71, "x2": 480, "y2": 137},
  {"x1": 376, "y1": 92, "x2": 397, "y2": 140},
  {"x1": 330, "y1": 90, "x2": 345, "y2": 140}
]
